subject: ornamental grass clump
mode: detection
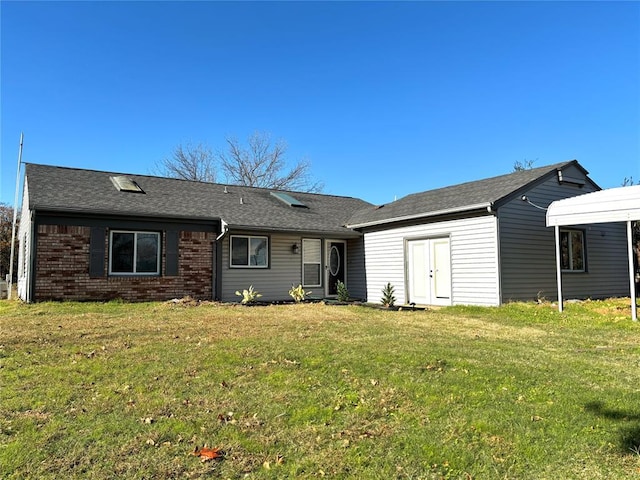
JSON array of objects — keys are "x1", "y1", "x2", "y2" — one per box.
[
  {"x1": 235, "y1": 285, "x2": 262, "y2": 304},
  {"x1": 289, "y1": 284, "x2": 311, "y2": 303}
]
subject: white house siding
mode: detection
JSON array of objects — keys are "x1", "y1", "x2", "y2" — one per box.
[
  {"x1": 363, "y1": 214, "x2": 500, "y2": 306},
  {"x1": 498, "y1": 169, "x2": 629, "y2": 302},
  {"x1": 17, "y1": 180, "x2": 33, "y2": 301}
]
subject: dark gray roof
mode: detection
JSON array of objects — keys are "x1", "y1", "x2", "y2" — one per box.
[
  {"x1": 24, "y1": 164, "x2": 373, "y2": 236},
  {"x1": 346, "y1": 161, "x2": 587, "y2": 228}
]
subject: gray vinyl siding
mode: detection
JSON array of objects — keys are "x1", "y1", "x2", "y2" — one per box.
[
  {"x1": 346, "y1": 237, "x2": 367, "y2": 301},
  {"x1": 220, "y1": 232, "x2": 303, "y2": 302},
  {"x1": 219, "y1": 232, "x2": 365, "y2": 302},
  {"x1": 498, "y1": 167, "x2": 629, "y2": 302},
  {"x1": 363, "y1": 215, "x2": 500, "y2": 306}
]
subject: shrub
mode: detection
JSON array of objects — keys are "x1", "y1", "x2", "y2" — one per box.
[
  {"x1": 381, "y1": 282, "x2": 396, "y2": 307},
  {"x1": 336, "y1": 280, "x2": 350, "y2": 302},
  {"x1": 235, "y1": 285, "x2": 262, "y2": 304},
  {"x1": 289, "y1": 284, "x2": 311, "y2": 303}
]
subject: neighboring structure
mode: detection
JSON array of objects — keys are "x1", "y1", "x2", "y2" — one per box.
[
  {"x1": 346, "y1": 160, "x2": 629, "y2": 306},
  {"x1": 547, "y1": 185, "x2": 640, "y2": 320},
  {"x1": 17, "y1": 160, "x2": 631, "y2": 305},
  {"x1": 17, "y1": 164, "x2": 371, "y2": 302}
]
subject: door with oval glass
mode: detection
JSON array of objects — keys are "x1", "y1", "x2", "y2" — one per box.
[{"x1": 326, "y1": 240, "x2": 346, "y2": 297}]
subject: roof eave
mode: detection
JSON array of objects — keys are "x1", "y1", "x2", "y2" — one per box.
[
  {"x1": 31, "y1": 205, "x2": 222, "y2": 223},
  {"x1": 225, "y1": 223, "x2": 362, "y2": 238},
  {"x1": 346, "y1": 202, "x2": 494, "y2": 229}
]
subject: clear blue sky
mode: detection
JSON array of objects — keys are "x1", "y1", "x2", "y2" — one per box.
[{"x1": 1, "y1": 1, "x2": 639, "y2": 207}]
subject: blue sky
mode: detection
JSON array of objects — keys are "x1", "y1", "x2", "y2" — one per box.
[{"x1": 1, "y1": 1, "x2": 639, "y2": 207}]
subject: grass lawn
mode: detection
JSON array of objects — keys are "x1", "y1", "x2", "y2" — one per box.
[{"x1": 1, "y1": 298, "x2": 640, "y2": 479}]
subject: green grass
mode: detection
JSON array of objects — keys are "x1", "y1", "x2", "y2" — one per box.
[{"x1": 1, "y1": 298, "x2": 640, "y2": 479}]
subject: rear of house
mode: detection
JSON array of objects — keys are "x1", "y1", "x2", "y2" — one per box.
[{"x1": 347, "y1": 161, "x2": 629, "y2": 306}]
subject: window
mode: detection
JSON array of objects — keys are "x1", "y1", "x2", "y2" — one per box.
[
  {"x1": 303, "y1": 239, "x2": 322, "y2": 287},
  {"x1": 109, "y1": 231, "x2": 160, "y2": 275},
  {"x1": 230, "y1": 235, "x2": 268, "y2": 268},
  {"x1": 560, "y1": 229, "x2": 585, "y2": 272}
]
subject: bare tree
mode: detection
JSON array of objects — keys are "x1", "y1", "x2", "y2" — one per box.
[
  {"x1": 218, "y1": 131, "x2": 323, "y2": 192},
  {"x1": 513, "y1": 159, "x2": 536, "y2": 171},
  {"x1": 0, "y1": 203, "x2": 19, "y2": 281},
  {"x1": 155, "y1": 142, "x2": 216, "y2": 182}
]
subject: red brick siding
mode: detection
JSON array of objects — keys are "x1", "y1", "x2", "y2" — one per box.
[{"x1": 35, "y1": 225, "x2": 213, "y2": 301}]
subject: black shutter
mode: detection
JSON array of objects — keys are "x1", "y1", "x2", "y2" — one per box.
[
  {"x1": 166, "y1": 231, "x2": 179, "y2": 276},
  {"x1": 89, "y1": 227, "x2": 106, "y2": 278}
]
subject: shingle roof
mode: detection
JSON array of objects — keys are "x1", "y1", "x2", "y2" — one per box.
[
  {"x1": 24, "y1": 164, "x2": 373, "y2": 236},
  {"x1": 346, "y1": 160, "x2": 586, "y2": 228}
]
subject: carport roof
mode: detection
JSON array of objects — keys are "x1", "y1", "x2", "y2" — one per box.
[{"x1": 546, "y1": 185, "x2": 640, "y2": 226}]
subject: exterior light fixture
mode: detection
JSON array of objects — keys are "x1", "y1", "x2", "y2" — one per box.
[{"x1": 292, "y1": 243, "x2": 300, "y2": 254}]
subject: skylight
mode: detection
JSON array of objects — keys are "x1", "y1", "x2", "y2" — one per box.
[
  {"x1": 110, "y1": 176, "x2": 145, "y2": 193},
  {"x1": 270, "y1": 191, "x2": 308, "y2": 208}
]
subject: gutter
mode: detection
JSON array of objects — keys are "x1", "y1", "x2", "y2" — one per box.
[{"x1": 346, "y1": 202, "x2": 494, "y2": 229}]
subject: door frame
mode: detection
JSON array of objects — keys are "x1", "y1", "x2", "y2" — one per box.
[
  {"x1": 404, "y1": 235, "x2": 452, "y2": 306},
  {"x1": 325, "y1": 239, "x2": 347, "y2": 297}
]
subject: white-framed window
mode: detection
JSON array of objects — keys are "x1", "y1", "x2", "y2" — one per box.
[
  {"x1": 560, "y1": 229, "x2": 585, "y2": 272},
  {"x1": 302, "y1": 238, "x2": 322, "y2": 287},
  {"x1": 230, "y1": 235, "x2": 268, "y2": 268},
  {"x1": 109, "y1": 231, "x2": 161, "y2": 275}
]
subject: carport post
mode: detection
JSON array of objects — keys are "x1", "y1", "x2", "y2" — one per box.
[
  {"x1": 554, "y1": 225, "x2": 563, "y2": 313},
  {"x1": 628, "y1": 221, "x2": 637, "y2": 321}
]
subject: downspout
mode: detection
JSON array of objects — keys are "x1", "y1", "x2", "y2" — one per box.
[{"x1": 214, "y1": 219, "x2": 229, "y2": 301}]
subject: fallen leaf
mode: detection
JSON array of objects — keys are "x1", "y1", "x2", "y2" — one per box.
[{"x1": 191, "y1": 446, "x2": 223, "y2": 462}]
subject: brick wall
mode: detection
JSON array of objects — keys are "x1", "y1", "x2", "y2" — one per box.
[{"x1": 35, "y1": 225, "x2": 214, "y2": 301}]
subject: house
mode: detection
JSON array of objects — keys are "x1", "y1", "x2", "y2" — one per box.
[
  {"x1": 17, "y1": 160, "x2": 630, "y2": 306},
  {"x1": 17, "y1": 164, "x2": 372, "y2": 302},
  {"x1": 346, "y1": 160, "x2": 629, "y2": 306}
]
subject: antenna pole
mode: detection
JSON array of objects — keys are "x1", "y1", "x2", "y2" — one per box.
[{"x1": 8, "y1": 133, "x2": 24, "y2": 299}]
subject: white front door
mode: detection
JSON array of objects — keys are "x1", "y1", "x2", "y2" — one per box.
[{"x1": 407, "y1": 237, "x2": 451, "y2": 306}]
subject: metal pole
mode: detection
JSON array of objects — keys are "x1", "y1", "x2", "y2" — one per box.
[
  {"x1": 554, "y1": 225, "x2": 563, "y2": 312},
  {"x1": 8, "y1": 133, "x2": 24, "y2": 299},
  {"x1": 628, "y1": 220, "x2": 637, "y2": 321}
]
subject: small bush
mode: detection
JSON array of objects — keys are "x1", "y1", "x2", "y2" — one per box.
[
  {"x1": 381, "y1": 282, "x2": 396, "y2": 307},
  {"x1": 336, "y1": 281, "x2": 350, "y2": 302},
  {"x1": 235, "y1": 285, "x2": 262, "y2": 304},
  {"x1": 289, "y1": 284, "x2": 311, "y2": 303}
]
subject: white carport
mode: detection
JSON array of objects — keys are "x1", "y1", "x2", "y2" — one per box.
[{"x1": 546, "y1": 185, "x2": 640, "y2": 321}]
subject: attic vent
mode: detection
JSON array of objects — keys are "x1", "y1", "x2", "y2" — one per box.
[
  {"x1": 110, "y1": 176, "x2": 145, "y2": 193},
  {"x1": 270, "y1": 191, "x2": 308, "y2": 208}
]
